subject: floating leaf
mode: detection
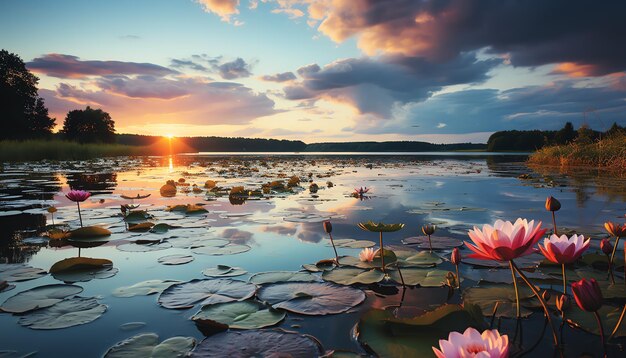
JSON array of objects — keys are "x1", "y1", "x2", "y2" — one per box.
[
  {"x1": 357, "y1": 304, "x2": 486, "y2": 357},
  {"x1": 104, "y1": 333, "x2": 195, "y2": 358},
  {"x1": 401, "y1": 236, "x2": 463, "y2": 250},
  {"x1": 158, "y1": 254, "x2": 194, "y2": 265},
  {"x1": 331, "y1": 239, "x2": 376, "y2": 249},
  {"x1": 257, "y1": 282, "x2": 365, "y2": 315},
  {"x1": 18, "y1": 296, "x2": 106, "y2": 330},
  {"x1": 202, "y1": 265, "x2": 247, "y2": 278},
  {"x1": 249, "y1": 271, "x2": 319, "y2": 285},
  {"x1": 566, "y1": 305, "x2": 626, "y2": 337},
  {"x1": 158, "y1": 279, "x2": 257, "y2": 309},
  {"x1": 53, "y1": 265, "x2": 118, "y2": 283},
  {"x1": 322, "y1": 267, "x2": 385, "y2": 285},
  {"x1": 192, "y1": 300, "x2": 286, "y2": 330},
  {"x1": 388, "y1": 268, "x2": 451, "y2": 287},
  {"x1": 463, "y1": 284, "x2": 535, "y2": 318},
  {"x1": 397, "y1": 251, "x2": 443, "y2": 267},
  {"x1": 150, "y1": 223, "x2": 174, "y2": 234},
  {"x1": 464, "y1": 267, "x2": 549, "y2": 284},
  {"x1": 49, "y1": 257, "x2": 112, "y2": 274},
  {"x1": 190, "y1": 330, "x2": 324, "y2": 357},
  {"x1": 0, "y1": 264, "x2": 47, "y2": 282},
  {"x1": 357, "y1": 221, "x2": 405, "y2": 232},
  {"x1": 124, "y1": 210, "x2": 153, "y2": 223},
  {"x1": 69, "y1": 226, "x2": 112, "y2": 239},
  {"x1": 160, "y1": 184, "x2": 177, "y2": 197},
  {"x1": 113, "y1": 280, "x2": 183, "y2": 298},
  {"x1": 128, "y1": 222, "x2": 155, "y2": 232},
  {"x1": 0, "y1": 284, "x2": 83, "y2": 313}
]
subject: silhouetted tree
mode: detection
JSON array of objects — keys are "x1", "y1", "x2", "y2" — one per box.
[
  {"x1": 555, "y1": 122, "x2": 577, "y2": 144},
  {"x1": 576, "y1": 124, "x2": 596, "y2": 144},
  {"x1": 0, "y1": 49, "x2": 55, "y2": 140},
  {"x1": 61, "y1": 106, "x2": 116, "y2": 143},
  {"x1": 606, "y1": 122, "x2": 625, "y2": 137}
]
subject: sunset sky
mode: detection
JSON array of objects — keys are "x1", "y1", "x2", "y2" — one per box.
[{"x1": 1, "y1": 0, "x2": 625, "y2": 143}]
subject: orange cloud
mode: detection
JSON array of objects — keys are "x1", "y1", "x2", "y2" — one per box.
[
  {"x1": 197, "y1": 0, "x2": 240, "y2": 22},
  {"x1": 552, "y1": 62, "x2": 602, "y2": 77}
]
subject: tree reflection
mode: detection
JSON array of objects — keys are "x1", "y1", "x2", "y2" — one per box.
[
  {"x1": 0, "y1": 214, "x2": 45, "y2": 263},
  {"x1": 66, "y1": 172, "x2": 118, "y2": 194}
]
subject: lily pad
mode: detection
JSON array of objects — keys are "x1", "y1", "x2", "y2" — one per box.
[
  {"x1": 192, "y1": 300, "x2": 286, "y2": 330},
  {"x1": 158, "y1": 279, "x2": 257, "y2": 309},
  {"x1": 52, "y1": 265, "x2": 118, "y2": 283},
  {"x1": 190, "y1": 330, "x2": 324, "y2": 357},
  {"x1": 388, "y1": 268, "x2": 451, "y2": 287},
  {"x1": 104, "y1": 333, "x2": 195, "y2": 358},
  {"x1": 202, "y1": 265, "x2": 247, "y2": 278},
  {"x1": 0, "y1": 284, "x2": 83, "y2": 313},
  {"x1": 257, "y1": 282, "x2": 365, "y2": 315},
  {"x1": 566, "y1": 305, "x2": 626, "y2": 337},
  {"x1": 397, "y1": 251, "x2": 443, "y2": 267},
  {"x1": 463, "y1": 284, "x2": 535, "y2": 318},
  {"x1": 49, "y1": 257, "x2": 112, "y2": 274},
  {"x1": 401, "y1": 236, "x2": 463, "y2": 250},
  {"x1": 69, "y1": 226, "x2": 112, "y2": 239},
  {"x1": 357, "y1": 304, "x2": 486, "y2": 357},
  {"x1": 113, "y1": 280, "x2": 183, "y2": 298},
  {"x1": 128, "y1": 222, "x2": 155, "y2": 232},
  {"x1": 158, "y1": 254, "x2": 194, "y2": 265},
  {"x1": 0, "y1": 264, "x2": 47, "y2": 282},
  {"x1": 18, "y1": 296, "x2": 107, "y2": 330},
  {"x1": 150, "y1": 223, "x2": 175, "y2": 234},
  {"x1": 249, "y1": 271, "x2": 319, "y2": 285},
  {"x1": 331, "y1": 239, "x2": 376, "y2": 249},
  {"x1": 322, "y1": 267, "x2": 385, "y2": 285},
  {"x1": 124, "y1": 210, "x2": 153, "y2": 223},
  {"x1": 192, "y1": 244, "x2": 251, "y2": 256}
]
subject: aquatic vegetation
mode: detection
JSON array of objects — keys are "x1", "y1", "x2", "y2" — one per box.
[
  {"x1": 65, "y1": 189, "x2": 91, "y2": 227},
  {"x1": 545, "y1": 195, "x2": 561, "y2": 235},
  {"x1": 572, "y1": 278, "x2": 606, "y2": 351},
  {"x1": 432, "y1": 327, "x2": 509, "y2": 358},
  {"x1": 451, "y1": 247, "x2": 461, "y2": 288},
  {"x1": 422, "y1": 224, "x2": 436, "y2": 252},
  {"x1": 256, "y1": 282, "x2": 365, "y2": 315},
  {"x1": 192, "y1": 300, "x2": 286, "y2": 330},
  {"x1": 322, "y1": 220, "x2": 340, "y2": 265},
  {"x1": 539, "y1": 233, "x2": 590, "y2": 293},
  {"x1": 104, "y1": 333, "x2": 196, "y2": 358},
  {"x1": 359, "y1": 247, "x2": 375, "y2": 262},
  {"x1": 358, "y1": 221, "x2": 405, "y2": 274}
]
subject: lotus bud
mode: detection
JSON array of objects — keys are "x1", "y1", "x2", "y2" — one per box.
[
  {"x1": 545, "y1": 196, "x2": 561, "y2": 212},
  {"x1": 323, "y1": 220, "x2": 333, "y2": 234},
  {"x1": 571, "y1": 278, "x2": 603, "y2": 312},
  {"x1": 422, "y1": 224, "x2": 436, "y2": 236},
  {"x1": 445, "y1": 272, "x2": 457, "y2": 288},
  {"x1": 542, "y1": 290, "x2": 551, "y2": 302},
  {"x1": 451, "y1": 247, "x2": 461, "y2": 265},
  {"x1": 120, "y1": 205, "x2": 127, "y2": 215},
  {"x1": 556, "y1": 294, "x2": 570, "y2": 312},
  {"x1": 604, "y1": 221, "x2": 625, "y2": 237},
  {"x1": 600, "y1": 238, "x2": 613, "y2": 256},
  {"x1": 47, "y1": 206, "x2": 57, "y2": 213}
]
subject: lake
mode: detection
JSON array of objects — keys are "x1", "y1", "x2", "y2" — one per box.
[{"x1": 1, "y1": 153, "x2": 625, "y2": 357}]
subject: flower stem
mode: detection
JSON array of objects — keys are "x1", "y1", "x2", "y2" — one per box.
[
  {"x1": 77, "y1": 202, "x2": 83, "y2": 227},
  {"x1": 609, "y1": 305, "x2": 626, "y2": 341},
  {"x1": 552, "y1": 211, "x2": 558, "y2": 236},
  {"x1": 607, "y1": 254, "x2": 615, "y2": 284},
  {"x1": 593, "y1": 310, "x2": 606, "y2": 355},
  {"x1": 509, "y1": 260, "x2": 521, "y2": 319},
  {"x1": 427, "y1": 234, "x2": 432, "y2": 253},
  {"x1": 609, "y1": 236, "x2": 620, "y2": 268},
  {"x1": 562, "y1": 264, "x2": 567, "y2": 295},
  {"x1": 379, "y1": 232, "x2": 386, "y2": 274},
  {"x1": 512, "y1": 261, "x2": 559, "y2": 346},
  {"x1": 455, "y1": 264, "x2": 461, "y2": 289},
  {"x1": 328, "y1": 232, "x2": 340, "y2": 266}
]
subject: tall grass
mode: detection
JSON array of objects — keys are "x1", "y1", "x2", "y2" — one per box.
[
  {"x1": 528, "y1": 133, "x2": 626, "y2": 171},
  {"x1": 0, "y1": 140, "x2": 157, "y2": 162}
]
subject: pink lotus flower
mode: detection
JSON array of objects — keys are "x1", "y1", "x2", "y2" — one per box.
[
  {"x1": 359, "y1": 248, "x2": 376, "y2": 262},
  {"x1": 354, "y1": 187, "x2": 369, "y2": 195},
  {"x1": 433, "y1": 327, "x2": 509, "y2": 358},
  {"x1": 451, "y1": 247, "x2": 461, "y2": 265},
  {"x1": 65, "y1": 190, "x2": 91, "y2": 202},
  {"x1": 465, "y1": 218, "x2": 546, "y2": 261},
  {"x1": 538, "y1": 234, "x2": 590, "y2": 264},
  {"x1": 572, "y1": 278, "x2": 603, "y2": 312}
]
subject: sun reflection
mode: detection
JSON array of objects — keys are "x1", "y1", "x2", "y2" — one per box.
[{"x1": 168, "y1": 156, "x2": 173, "y2": 173}]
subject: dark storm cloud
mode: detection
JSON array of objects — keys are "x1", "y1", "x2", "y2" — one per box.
[
  {"x1": 284, "y1": 52, "x2": 501, "y2": 117},
  {"x1": 27, "y1": 54, "x2": 178, "y2": 78},
  {"x1": 260, "y1": 71, "x2": 297, "y2": 82}
]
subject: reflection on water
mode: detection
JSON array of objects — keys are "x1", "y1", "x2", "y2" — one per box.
[{"x1": 0, "y1": 153, "x2": 624, "y2": 356}]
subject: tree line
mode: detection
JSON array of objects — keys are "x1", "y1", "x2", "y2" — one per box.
[
  {"x1": 1, "y1": 49, "x2": 115, "y2": 143},
  {"x1": 487, "y1": 122, "x2": 625, "y2": 151}
]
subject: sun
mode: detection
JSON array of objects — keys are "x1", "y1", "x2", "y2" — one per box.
[{"x1": 165, "y1": 134, "x2": 174, "y2": 139}]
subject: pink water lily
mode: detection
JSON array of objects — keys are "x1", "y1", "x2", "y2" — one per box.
[
  {"x1": 465, "y1": 218, "x2": 546, "y2": 262},
  {"x1": 433, "y1": 327, "x2": 509, "y2": 358},
  {"x1": 538, "y1": 234, "x2": 589, "y2": 264},
  {"x1": 359, "y1": 248, "x2": 375, "y2": 262},
  {"x1": 65, "y1": 190, "x2": 91, "y2": 202}
]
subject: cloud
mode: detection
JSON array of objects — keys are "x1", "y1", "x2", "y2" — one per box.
[
  {"x1": 27, "y1": 54, "x2": 177, "y2": 79},
  {"x1": 349, "y1": 81, "x2": 626, "y2": 136},
  {"x1": 196, "y1": 0, "x2": 240, "y2": 22},
  {"x1": 95, "y1": 75, "x2": 190, "y2": 99},
  {"x1": 260, "y1": 71, "x2": 296, "y2": 82},
  {"x1": 170, "y1": 58, "x2": 208, "y2": 72},
  {"x1": 284, "y1": 52, "x2": 501, "y2": 117},
  {"x1": 217, "y1": 57, "x2": 252, "y2": 79}
]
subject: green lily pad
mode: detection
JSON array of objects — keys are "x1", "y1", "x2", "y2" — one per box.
[
  {"x1": 49, "y1": 257, "x2": 112, "y2": 274},
  {"x1": 104, "y1": 333, "x2": 196, "y2": 358},
  {"x1": 338, "y1": 249, "x2": 398, "y2": 269},
  {"x1": 0, "y1": 284, "x2": 83, "y2": 313},
  {"x1": 192, "y1": 244, "x2": 251, "y2": 256},
  {"x1": 463, "y1": 284, "x2": 535, "y2": 318},
  {"x1": 401, "y1": 236, "x2": 463, "y2": 250},
  {"x1": 331, "y1": 239, "x2": 376, "y2": 249},
  {"x1": 397, "y1": 251, "x2": 443, "y2": 267},
  {"x1": 18, "y1": 296, "x2": 107, "y2": 330},
  {"x1": 158, "y1": 279, "x2": 257, "y2": 309},
  {"x1": 158, "y1": 254, "x2": 194, "y2": 265},
  {"x1": 128, "y1": 222, "x2": 155, "y2": 232},
  {"x1": 202, "y1": 265, "x2": 247, "y2": 278},
  {"x1": 566, "y1": 305, "x2": 626, "y2": 337},
  {"x1": 69, "y1": 226, "x2": 112, "y2": 241},
  {"x1": 53, "y1": 265, "x2": 118, "y2": 284},
  {"x1": 249, "y1": 271, "x2": 319, "y2": 285},
  {"x1": 322, "y1": 267, "x2": 385, "y2": 285},
  {"x1": 388, "y1": 268, "x2": 451, "y2": 287},
  {"x1": 192, "y1": 300, "x2": 286, "y2": 330},
  {"x1": 463, "y1": 267, "x2": 550, "y2": 284},
  {"x1": 190, "y1": 330, "x2": 324, "y2": 357},
  {"x1": 113, "y1": 280, "x2": 183, "y2": 298},
  {"x1": 124, "y1": 210, "x2": 153, "y2": 223},
  {"x1": 150, "y1": 223, "x2": 175, "y2": 234},
  {"x1": 358, "y1": 222, "x2": 405, "y2": 232},
  {"x1": 0, "y1": 264, "x2": 47, "y2": 282},
  {"x1": 357, "y1": 304, "x2": 486, "y2": 357},
  {"x1": 257, "y1": 282, "x2": 365, "y2": 315}
]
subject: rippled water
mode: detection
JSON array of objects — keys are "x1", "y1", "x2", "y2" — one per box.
[{"x1": 1, "y1": 153, "x2": 625, "y2": 357}]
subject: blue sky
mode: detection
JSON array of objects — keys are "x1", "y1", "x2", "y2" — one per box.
[{"x1": 1, "y1": 0, "x2": 624, "y2": 143}]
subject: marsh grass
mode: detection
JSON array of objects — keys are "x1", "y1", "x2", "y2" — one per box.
[
  {"x1": 528, "y1": 134, "x2": 626, "y2": 171},
  {"x1": 0, "y1": 140, "x2": 156, "y2": 162}
]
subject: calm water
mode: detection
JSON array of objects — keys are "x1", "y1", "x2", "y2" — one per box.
[{"x1": 0, "y1": 153, "x2": 625, "y2": 357}]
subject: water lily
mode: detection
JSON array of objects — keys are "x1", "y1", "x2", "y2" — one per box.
[
  {"x1": 600, "y1": 238, "x2": 615, "y2": 284},
  {"x1": 604, "y1": 221, "x2": 625, "y2": 281},
  {"x1": 538, "y1": 233, "x2": 590, "y2": 294},
  {"x1": 432, "y1": 327, "x2": 509, "y2": 358},
  {"x1": 422, "y1": 224, "x2": 436, "y2": 252},
  {"x1": 545, "y1": 195, "x2": 561, "y2": 235},
  {"x1": 65, "y1": 190, "x2": 91, "y2": 227},
  {"x1": 358, "y1": 221, "x2": 404, "y2": 274},
  {"x1": 359, "y1": 248, "x2": 375, "y2": 262},
  {"x1": 322, "y1": 220, "x2": 340, "y2": 265},
  {"x1": 572, "y1": 278, "x2": 605, "y2": 351},
  {"x1": 354, "y1": 187, "x2": 369, "y2": 196},
  {"x1": 451, "y1": 247, "x2": 461, "y2": 289},
  {"x1": 47, "y1": 206, "x2": 57, "y2": 225}
]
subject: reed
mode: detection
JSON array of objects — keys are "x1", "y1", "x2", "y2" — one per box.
[{"x1": 0, "y1": 140, "x2": 155, "y2": 161}]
